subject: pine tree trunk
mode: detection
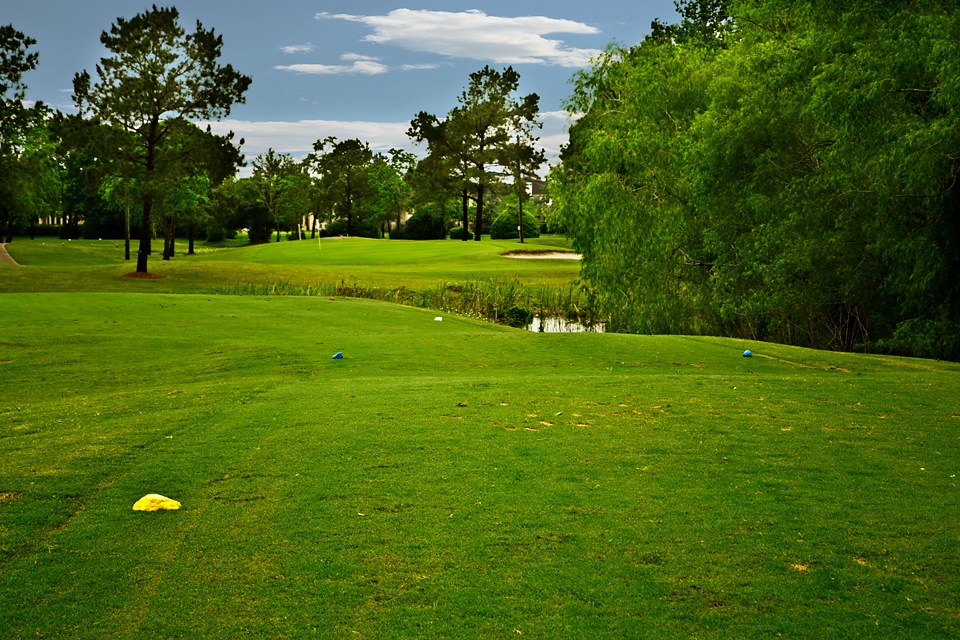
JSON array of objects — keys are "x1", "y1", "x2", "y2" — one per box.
[
  {"x1": 461, "y1": 190, "x2": 469, "y2": 241},
  {"x1": 124, "y1": 181, "x2": 131, "y2": 261},
  {"x1": 136, "y1": 195, "x2": 152, "y2": 273},
  {"x1": 474, "y1": 183, "x2": 484, "y2": 241}
]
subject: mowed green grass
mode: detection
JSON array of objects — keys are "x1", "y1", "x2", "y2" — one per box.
[
  {"x1": 0, "y1": 236, "x2": 581, "y2": 293},
  {"x1": 1, "y1": 292, "x2": 959, "y2": 638}
]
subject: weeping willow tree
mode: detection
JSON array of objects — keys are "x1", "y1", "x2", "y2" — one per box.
[{"x1": 553, "y1": 0, "x2": 960, "y2": 359}]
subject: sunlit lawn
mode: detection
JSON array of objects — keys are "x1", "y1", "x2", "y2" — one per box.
[
  {"x1": 1, "y1": 290, "x2": 958, "y2": 638},
  {"x1": 0, "y1": 236, "x2": 580, "y2": 292},
  {"x1": 1, "y1": 239, "x2": 959, "y2": 638}
]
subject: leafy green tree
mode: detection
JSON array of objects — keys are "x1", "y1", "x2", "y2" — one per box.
[
  {"x1": 184, "y1": 125, "x2": 243, "y2": 253},
  {"x1": 555, "y1": 38, "x2": 716, "y2": 334},
  {"x1": 409, "y1": 66, "x2": 541, "y2": 241},
  {"x1": 301, "y1": 156, "x2": 332, "y2": 239},
  {"x1": 54, "y1": 114, "x2": 143, "y2": 255},
  {"x1": 207, "y1": 176, "x2": 271, "y2": 243},
  {"x1": 0, "y1": 23, "x2": 38, "y2": 149},
  {"x1": 555, "y1": 0, "x2": 960, "y2": 359},
  {"x1": 311, "y1": 137, "x2": 376, "y2": 236},
  {"x1": 408, "y1": 112, "x2": 474, "y2": 239},
  {"x1": 0, "y1": 115, "x2": 62, "y2": 242},
  {"x1": 253, "y1": 148, "x2": 312, "y2": 242},
  {"x1": 369, "y1": 148, "x2": 415, "y2": 236},
  {"x1": 0, "y1": 24, "x2": 44, "y2": 242},
  {"x1": 149, "y1": 119, "x2": 234, "y2": 257},
  {"x1": 502, "y1": 92, "x2": 545, "y2": 243},
  {"x1": 155, "y1": 173, "x2": 209, "y2": 259},
  {"x1": 72, "y1": 5, "x2": 250, "y2": 273},
  {"x1": 649, "y1": 0, "x2": 732, "y2": 48},
  {"x1": 490, "y1": 205, "x2": 540, "y2": 240}
]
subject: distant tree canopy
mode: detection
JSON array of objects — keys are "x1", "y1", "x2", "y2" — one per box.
[
  {"x1": 72, "y1": 5, "x2": 250, "y2": 273},
  {"x1": 0, "y1": 23, "x2": 38, "y2": 145},
  {"x1": 553, "y1": 0, "x2": 960, "y2": 360},
  {"x1": 0, "y1": 24, "x2": 52, "y2": 243},
  {"x1": 310, "y1": 137, "x2": 380, "y2": 238},
  {"x1": 409, "y1": 66, "x2": 542, "y2": 241}
]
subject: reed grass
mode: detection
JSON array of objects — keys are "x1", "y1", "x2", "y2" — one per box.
[{"x1": 222, "y1": 278, "x2": 604, "y2": 328}]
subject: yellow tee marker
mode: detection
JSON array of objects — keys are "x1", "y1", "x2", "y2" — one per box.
[{"x1": 132, "y1": 494, "x2": 181, "y2": 511}]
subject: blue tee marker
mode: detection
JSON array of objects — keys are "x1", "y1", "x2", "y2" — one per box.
[
  {"x1": 743, "y1": 350, "x2": 753, "y2": 357},
  {"x1": 332, "y1": 351, "x2": 343, "y2": 359}
]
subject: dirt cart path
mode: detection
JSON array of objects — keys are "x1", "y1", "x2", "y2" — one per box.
[{"x1": 0, "y1": 244, "x2": 20, "y2": 267}]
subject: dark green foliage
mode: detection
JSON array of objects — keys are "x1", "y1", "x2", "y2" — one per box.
[
  {"x1": 555, "y1": 0, "x2": 960, "y2": 360},
  {"x1": 0, "y1": 23, "x2": 39, "y2": 144},
  {"x1": 369, "y1": 149, "x2": 415, "y2": 234},
  {"x1": 501, "y1": 305, "x2": 533, "y2": 328},
  {"x1": 310, "y1": 137, "x2": 377, "y2": 237},
  {"x1": 403, "y1": 207, "x2": 447, "y2": 240},
  {"x1": 324, "y1": 217, "x2": 380, "y2": 239},
  {"x1": 79, "y1": 200, "x2": 125, "y2": 239},
  {"x1": 0, "y1": 115, "x2": 61, "y2": 243},
  {"x1": 1, "y1": 24, "x2": 56, "y2": 243},
  {"x1": 206, "y1": 177, "x2": 271, "y2": 244},
  {"x1": 205, "y1": 226, "x2": 226, "y2": 243},
  {"x1": 253, "y1": 148, "x2": 310, "y2": 243},
  {"x1": 448, "y1": 226, "x2": 473, "y2": 240},
  {"x1": 649, "y1": 0, "x2": 732, "y2": 48},
  {"x1": 490, "y1": 210, "x2": 540, "y2": 240},
  {"x1": 876, "y1": 318, "x2": 960, "y2": 362},
  {"x1": 28, "y1": 224, "x2": 60, "y2": 237}
]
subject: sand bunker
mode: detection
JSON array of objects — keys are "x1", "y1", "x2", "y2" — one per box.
[{"x1": 502, "y1": 251, "x2": 581, "y2": 260}]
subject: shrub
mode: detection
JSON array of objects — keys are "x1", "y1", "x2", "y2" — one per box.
[
  {"x1": 502, "y1": 306, "x2": 533, "y2": 328},
  {"x1": 205, "y1": 226, "x2": 226, "y2": 243},
  {"x1": 324, "y1": 218, "x2": 381, "y2": 239},
  {"x1": 875, "y1": 317, "x2": 960, "y2": 361},
  {"x1": 449, "y1": 226, "x2": 473, "y2": 240},
  {"x1": 403, "y1": 210, "x2": 446, "y2": 240},
  {"x1": 490, "y1": 210, "x2": 540, "y2": 240},
  {"x1": 388, "y1": 225, "x2": 405, "y2": 240},
  {"x1": 59, "y1": 222, "x2": 82, "y2": 240},
  {"x1": 29, "y1": 224, "x2": 61, "y2": 238}
]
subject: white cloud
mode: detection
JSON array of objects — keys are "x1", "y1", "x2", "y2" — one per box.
[
  {"x1": 340, "y1": 52, "x2": 380, "y2": 62},
  {"x1": 281, "y1": 43, "x2": 315, "y2": 54},
  {"x1": 201, "y1": 111, "x2": 578, "y2": 178},
  {"x1": 275, "y1": 51, "x2": 435, "y2": 75},
  {"x1": 274, "y1": 55, "x2": 389, "y2": 75},
  {"x1": 400, "y1": 63, "x2": 441, "y2": 71},
  {"x1": 316, "y1": 9, "x2": 601, "y2": 67},
  {"x1": 201, "y1": 118, "x2": 415, "y2": 159}
]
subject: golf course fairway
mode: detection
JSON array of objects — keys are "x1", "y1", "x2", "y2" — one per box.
[{"x1": 1, "y1": 292, "x2": 958, "y2": 638}]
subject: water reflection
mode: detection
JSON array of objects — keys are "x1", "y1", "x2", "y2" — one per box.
[{"x1": 526, "y1": 316, "x2": 606, "y2": 333}]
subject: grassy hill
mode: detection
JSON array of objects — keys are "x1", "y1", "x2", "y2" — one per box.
[
  {"x1": 0, "y1": 236, "x2": 581, "y2": 292},
  {"x1": 1, "y1": 240, "x2": 958, "y2": 638}
]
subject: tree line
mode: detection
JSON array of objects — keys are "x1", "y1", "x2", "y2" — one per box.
[
  {"x1": 5, "y1": 2, "x2": 957, "y2": 360},
  {"x1": 552, "y1": 0, "x2": 960, "y2": 360},
  {"x1": 0, "y1": 5, "x2": 548, "y2": 273}
]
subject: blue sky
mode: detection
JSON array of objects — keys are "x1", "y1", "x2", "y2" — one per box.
[{"x1": 6, "y1": 0, "x2": 679, "y2": 170}]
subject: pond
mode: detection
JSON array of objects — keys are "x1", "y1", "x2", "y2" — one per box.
[{"x1": 526, "y1": 316, "x2": 606, "y2": 333}]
